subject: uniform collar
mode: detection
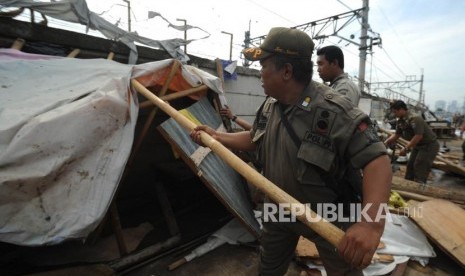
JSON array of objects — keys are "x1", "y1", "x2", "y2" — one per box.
[{"x1": 330, "y1": 72, "x2": 348, "y2": 86}]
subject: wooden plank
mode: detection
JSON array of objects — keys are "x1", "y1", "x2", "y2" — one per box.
[
  {"x1": 391, "y1": 176, "x2": 465, "y2": 202},
  {"x1": 409, "y1": 199, "x2": 465, "y2": 268},
  {"x1": 11, "y1": 37, "x2": 25, "y2": 50},
  {"x1": 295, "y1": 236, "x2": 319, "y2": 258}
]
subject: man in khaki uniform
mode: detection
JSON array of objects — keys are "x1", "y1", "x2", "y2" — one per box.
[
  {"x1": 384, "y1": 100, "x2": 440, "y2": 183},
  {"x1": 316, "y1": 45, "x2": 361, "y2": 106},
  {"x1": 190, "y1": 27, "x2": 392, "y2": 275}
]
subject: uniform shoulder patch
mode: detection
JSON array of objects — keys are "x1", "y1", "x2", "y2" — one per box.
[{"x1": 358, "y1": 121, "x2": 368, "y2": 131}]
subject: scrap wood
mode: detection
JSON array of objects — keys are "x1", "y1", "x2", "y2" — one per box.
[
  {"x1": 408, "y1": 199, "x2": 465, "y2": 268},
  {"x1": 67, "y1": 48, "x2": 80, "y2": 58},
  {"x1": 394, "y1": 190, "x2": 465, "y2": 208},
  {"x1": 391, "y1": 176, "x2": 465, "y2": 203},
  {"x1": 10, "y1": 38, "x2": 25, "y2": 50},
  {"x1": 406, "y1": 260, "x2": 448, "y2": 274},
  {"x1": 394, "y1": 190, "x2": 435, "y2": 202},
  {"x1": 296, "y1": 236, "x2": 319, "y2": 258}
]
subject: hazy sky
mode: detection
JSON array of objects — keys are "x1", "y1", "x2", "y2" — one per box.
[{"x1": 44, "y1": 0, "x2": 465, "y2": 109}]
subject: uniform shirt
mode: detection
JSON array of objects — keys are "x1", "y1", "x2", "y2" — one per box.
[
  {"x1": 250, "y1": 81, "x2": 386, "y2": 204},
  {"x1": 395, "y1": 111, "x2": 437, "y2": 147},
  {"x1": 330, "y1": 73, "x2": 361, "y2": 106}
]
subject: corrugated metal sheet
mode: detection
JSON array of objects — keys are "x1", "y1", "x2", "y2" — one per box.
[{"x1": 159, "y1": 97, "x2": 260, "y2": 237}]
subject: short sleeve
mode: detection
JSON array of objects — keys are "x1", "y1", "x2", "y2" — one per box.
[
  {"x1": 411, "y1": 116, "x2": 425, "y2": 135},
  {"x1": 347, "y1": 119, "x2": 387, "y2": 169}
]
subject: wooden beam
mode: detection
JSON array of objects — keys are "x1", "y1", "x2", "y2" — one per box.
[
  {"x1": 10, "y1": 38, "x2": 25, "y2": 50},
  {"x1": 139, "y1": 84, "x2": 208, "y2": 109},
  {"x1": 391, "y1": 176, "x2": 465, "y2": 203}
]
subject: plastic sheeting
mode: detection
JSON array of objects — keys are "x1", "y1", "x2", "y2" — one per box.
[
  {"x1": 0, "y1": 48, "x2": 227, "y2": 246},
  {"x1": 303, "y1": 213, "x2": 436, "y2": 275},
  {"x1": 0, "y1": 0, "x2": 201, "y2": 63},
  {"x1": 0, "y1": 49, "x2": 136, "y2": 245}
]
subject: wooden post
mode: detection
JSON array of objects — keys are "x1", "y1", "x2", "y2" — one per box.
[
  {"x1": 67, "y1": 48, "x2": 80, "y2": 58},
  {"x1": 11, "y1": 38, "x2": 25, "y2": 50},
  {"x1": 391, "y1": 176, "x2": 465, "y2": 203},
  {"x1": 107, "y1": 52, "x2": 115, "y2": 60},
  {"x1": 110, "y1": 202, "x2": 128, "y2": 256},
  {"x1": 129, "y1": 60, "x2": 181, "y2": 168},
  {"x1": 215, "y1": 58, "x2": 233, "y2": 132}
]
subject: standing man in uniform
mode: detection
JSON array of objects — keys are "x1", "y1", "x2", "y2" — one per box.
[
  {"x1": 384, "y1": 100, "x2": 440, "y2": 183},
  {"x1": 316, "y1": 45, "x2": 361, "y2": 106},
  {"x1": 190, "y1": 27, "x2": 392, "y2": 275},
  {"x1": 317, "y1": 45, "x2": 364, "y2": 203}
]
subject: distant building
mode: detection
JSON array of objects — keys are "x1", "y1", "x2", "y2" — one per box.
[
  {"x1": 448, "y1": 100, "x2": 459, "y2": 113},
  {"x1": 435, "y1": 100, "x2": 446, "y2": 111}
]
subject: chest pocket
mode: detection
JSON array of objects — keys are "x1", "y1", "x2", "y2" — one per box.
[{"x1": 296, "y1": 139, "x2": 336, "y2": 185}]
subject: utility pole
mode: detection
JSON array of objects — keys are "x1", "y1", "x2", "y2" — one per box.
[
  {"x1": 242, "y1": 20, "x2": 252, "y2": 67},
  {"x1": 419, "y1": 69, "x2": 424, "y2": 104},
  {"x1": 358, "y1": 0, "x2": 369, "y2": 93},
  {"x1": 221, "y1": 31, "x2": 233, "y2": 61},
  {"x1": 176, "y1": 19, "x2": 187, "y2": 53},
  {"x1": 123, "y1": 0, "x2": 131, "y2": 32}
]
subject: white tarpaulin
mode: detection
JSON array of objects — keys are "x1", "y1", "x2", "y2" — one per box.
[
  {"x1": 0, "y1": 0, "x2": 211, "y2": 64},
  {"x1": 0, "y1": 49, "x2": 226, "y2": 246},
  {"x1": 0, "y1": 49, "x2": 136, "y2": 245}
]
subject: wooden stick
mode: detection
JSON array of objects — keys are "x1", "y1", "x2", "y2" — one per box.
[
  {"x1": 129, "y1": 60, "x2": 181, "y2": 168},
  {"x1": 107, "y1": 52, "x2": 115, "y2": 60},
  {"x1": 11, "y1": 38, "x2": 25, "y2": 50},
  {"x1": 393, "y1": 190, "x2": 434, "y2": 202},
  {"x1": 110, "y1": 202, "x2": 128, "y2": 256},
  {"x1": 391, "y1": 175, "x2": 465, "y2": 202},
  {"x1": 168, "y1": 257, "x2": 187, "y2": 270},
  {"x1": 214, "y1": 58, "x2": 233, "y2": 132},
  {"x1": 139, "y1": 85, "x2": 208, "y2": 109},
  {"x1": 132, "y1": 79, "x2": 343, "y2": 248},
  {"x1": 67, "y1": 48, "x2": 80, "y2": 58}
]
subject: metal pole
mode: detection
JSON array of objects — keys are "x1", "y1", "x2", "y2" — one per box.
[
  {"x1": 419, "y1": 69, "x2": 424, "y2": 104},
  {"x1": 221, "y1": 31, "x2": 233, "y2": 61},
  {"x1": 123, "y1": 0, "x2": 131, "y2": 32},
  {"x1": 177, "y1": 19, "x2": 187, "y2": 53},
  {"x1": 358, "y1": 0, "x2": 369, "y2": 93}
]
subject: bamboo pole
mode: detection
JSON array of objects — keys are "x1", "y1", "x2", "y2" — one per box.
[{"x1": 132, "y1": 79, "x2": 343, "y2": 248}]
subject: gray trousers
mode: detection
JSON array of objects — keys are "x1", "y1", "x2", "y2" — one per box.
[
  {"x1": 258, "y1": 220, "x2": 363, "y2": 276},
  {"x1": 405, "y1": 141, "x2": 439, "y2": 183}
]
